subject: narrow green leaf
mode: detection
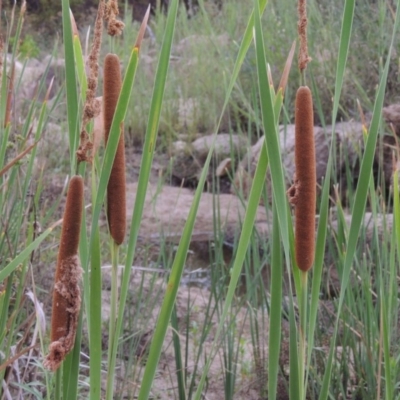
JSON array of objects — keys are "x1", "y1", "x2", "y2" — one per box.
[
  {"x1": 89, "y1": 225, "x2": 102, "y2": 400},
  {"x1": 268, "y1": 203, "x2": 283, "y2": 400},
  {"x1": 61, "y1": 0, "x2": 79, "y2": 171},
  {"x1": 253, "y1": 0, "x2": 289, "y2": 257}
]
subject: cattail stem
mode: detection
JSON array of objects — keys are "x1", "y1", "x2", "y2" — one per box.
[
  {"x1": 44, "y1": 175, "x2": 84, "y2": 371},
  {"x1": 298, "y1": 270, "x2": 308, "y2": 398},
  {"x1": 108, "y1": 239, "x2": 119, "y2": 344},
  {"x1": 106, "y1": 239, "x2": 119, "y2": 400},
  {"x1": 103, "y1": 53, "x2": 126, "y2": 246},
  {"x1": 288, "y1": 86, "x2": 316, "y2": 272},
  {"x1": 55, "y1": 367, "x2": 62, "y2": 400}
]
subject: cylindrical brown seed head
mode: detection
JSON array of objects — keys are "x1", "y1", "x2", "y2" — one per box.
[
  {"x1": 50, "y1": 175, "x2": 84, "y2": 344},
  {"x1": 45, "y1": 176, "x2": 83, "y2": 371},
  {"x1": 294, "y1": 86, "x2": 316, "y2": 271},
  {"x1": 103, "y1": 53, "x2": 126, "y2": 245}
]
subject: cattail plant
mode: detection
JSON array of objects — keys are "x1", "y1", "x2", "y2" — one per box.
[
  {"x1": 288, "y1": 86, "x2": 316, "y2": 271},
  {"x1": 287, "y1": 2, "x2": 316, "y2": 397},
  {"x1": 287, "y1": 0, "x2": 315, "y2": 273},
  {"x1": 103, "y1": 52, "x2": 126, "y2": 400},
  {"x1": 44, "y1": 175, "x2": 84, "y2": 371},
  {"x1": 103, "y1": 53, "x2": 126, "y2": 245}
]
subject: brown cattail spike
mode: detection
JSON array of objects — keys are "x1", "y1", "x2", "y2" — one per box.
[
  {"x1": 103, "y1": 53, "x2": 126, "y2": 245},
  {"x1": 288, "y1": 86, "x2": 316, "y2": 272},
  {"x1": 44, "y1": 175, "x2": 84, "y2": 371}
]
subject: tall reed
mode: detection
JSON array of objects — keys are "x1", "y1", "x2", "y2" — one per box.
[{"x1": 44, "y1": 175, "x2": 84, "y2": 372}]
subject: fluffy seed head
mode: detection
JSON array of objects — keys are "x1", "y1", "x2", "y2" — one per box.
[
  {"x1": 45, "y1": 175, "x2": 84, "y2": 371},
  {"x1": 298, "y1": 0, "x2": 311, "y2": 71},
  {"x1": 103, "y1": 53, "x2": 126, "y2": 245}
]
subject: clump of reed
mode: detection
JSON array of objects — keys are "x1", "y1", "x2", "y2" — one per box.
[{"x1": 44, "y1": 175, "x2": 84, "y2": 371}]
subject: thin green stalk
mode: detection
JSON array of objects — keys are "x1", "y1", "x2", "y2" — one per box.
[
  {"x1": 55, "y1": 367, "x2": 62, "y2": 400},
  {"x1": 268, "y1": 202, "x2": 283, "y2": 400},
  {"x1": 89, "y1": 164, "x2": 102, "y2": 400},
  {"x1": 61, "y1": 0, "x2": 79, "y2": 172},
  {"x1": 289, "y1": 292, "x2": 300, "y2": 400},
  {"x1": 298, "y1": 271, "x2": 308, "y2": 400},
  {"x1": 253, "y1": 0, "x2": 290, "y2": 262},
  {"x1": 63, "y1": 306, "x2": 84, "y2": 400},
  {"x1": 381, "y1": 169, "x2": 399, "y2": 399},
  {"x1": 305, "y1": 166, "x2": 331, "y2": 392},
  {"x1": 0, "y1": 124, "x2": 10, "y2": 170},
  {"x1": 171, "y1": 305, "x2": 186, "y2": 400},
  {"x1": 106, "y1": 240, "x2": 120, "y2": 400}
]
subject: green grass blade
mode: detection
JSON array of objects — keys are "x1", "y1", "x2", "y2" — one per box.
[
  {"x1": 171, "y1": 305, "x2": 186, "y2": 400},
  {"x1": 63, "y1": 307, "x2": 84, "y2": 400},
  {"x1": 61, "y1": 0, "x2": 79, "y2": 171},
  {"x1": 288, "y1": 296, "x2": 300, "y2": 400},
  {"x1": 305, "y1": 167, "x2": 331, "y2": 386},
  {"x1": 268, "y1": 203, "x2": 283, "y2": 400},
  {"x1": 215, "y1": 0, "x2": 269, "y2": 131},
  {"x1": 89, "y1": 175, "x2": 102, "y2": 400},
  {"x1": 253, "y1": 0, "x2": 289, "y2": 256},
  {"x1": 72, "y1": 22, "x2": 88, "y2": 99},
  {"x1": 331, "y1": 0, "x2": 355, "y2": 125}
]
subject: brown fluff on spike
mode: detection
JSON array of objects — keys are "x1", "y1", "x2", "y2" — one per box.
[
  {"x1": 44, "y1": 175, "x2": 84, "y2": 371},
  {"x1": 287, "y1": 86, "x2": 316, "y2": 272},
  {"x1": 103, "y1": 53, "x2": 126, "y2": 245}
]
